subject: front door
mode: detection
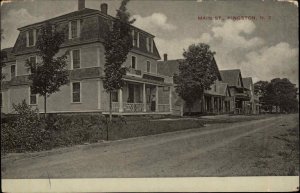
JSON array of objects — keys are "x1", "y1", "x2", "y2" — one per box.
[{"x1": 128, "y1": 84, "x2": 134, "y2": 103}]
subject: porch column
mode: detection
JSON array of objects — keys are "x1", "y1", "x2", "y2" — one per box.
[
  {"x1": 143, "y1": 83, "x2": 146, "y2": 112},
  {"x1": 216, "y1": 97, "x2": 219, "y2": 114},
  {"x1": 155, "y1": 85, "x2": 159, "y2": 112},
  {"x1": 169, "y1": 86, "x2": 172, "y2": 113},
  {"x1": 118, "y1": 89, "x2": 123, "y2": 112},
  {"x1": 223, "y1": 98, "x2": 226, "y2": 113},
  {"x1": 202, "y1": 94, "x2": 205, "y2": 113},
  {"x1": 211, "y1": 96, "x2": 214, "y2": 113}
]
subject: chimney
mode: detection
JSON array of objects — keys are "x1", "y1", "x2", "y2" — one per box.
[
  {"x1": 164, "y1": 53, "x2": 168, "y2": 61},
  {"x1": 100, "y1": 3, "x2": 108, "y2": 14},
  {"x1": 78, "y1": 0, "x2": 85, "y2": 10}
]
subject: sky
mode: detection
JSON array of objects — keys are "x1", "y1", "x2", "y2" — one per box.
[{"x1": 1, "y1": 0, "x2": 299, "y2": 85}]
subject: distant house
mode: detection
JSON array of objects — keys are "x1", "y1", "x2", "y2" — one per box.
[
  {"x1": 1, "y1": 0, "x2": 173, "y2": 115},
  {"x1": 242, "y1": 77, "x2": 260, "y2": 114},
  {"x1": 220, "y1": 69, "x2": 252, "y2": 114},
  {"x1": 157, "y1": 54, "x2": 232, "y2": 115}
]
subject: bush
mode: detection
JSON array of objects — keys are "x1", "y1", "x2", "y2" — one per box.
[
  {"x1": 43, "y1": 114, "x2": 107, "y2": 148},
  {"x1": 1, "y1": 100, "x2": 50, "y2": 154}
]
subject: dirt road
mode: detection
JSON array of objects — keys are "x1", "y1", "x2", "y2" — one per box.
[{"x1": 1, "y1": 114, "x2": 299, "y2": 178}]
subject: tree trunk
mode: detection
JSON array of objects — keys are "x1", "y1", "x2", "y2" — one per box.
[
  {"x1": 109, "y1": 91, "x2": 112, "y2": 122},
  {"x1": 44, "y1": 95, "x2": 47, "y2": 119}
]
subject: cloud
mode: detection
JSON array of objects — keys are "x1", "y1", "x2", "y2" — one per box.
[
  {"x1": 241, "y1": 42, "x2": 298, "y2": 84},
  {"x1": 1, "y1": 8, "x2": 44, "y2": 48},
  {"x1": 156, "y1": 20, "x2": 264, "y2": 64},
  {"x1": 132, "y1": 13, "x2": 177, "y2": 35},
  {"x1": 156, "y1": 19, "x2": 298, "y2": 85},
  {"x1": 211, "y1": 20, "x2": 264, "y2": 49}
]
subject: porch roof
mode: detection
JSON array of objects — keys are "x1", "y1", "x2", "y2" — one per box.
[{"x1": 123, "y1": 75, "x2": 172, "y2": 86}]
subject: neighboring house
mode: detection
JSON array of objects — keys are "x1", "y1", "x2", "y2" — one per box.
[
  {"x1": 1, "y1": 0, "x2": 173, "y2": 115},
  {"x1": 157, "y1": 54, "x2": 232, "y2": 115},
  {"x1": 219, "y1": 69, "x2": 251, "y2": 114},
  {"x1": 1, "y1": 48, "x2": 17, "y2": 113},
  {"x1": 242, "y1": 77, "x2": 260, "y2": 114}
]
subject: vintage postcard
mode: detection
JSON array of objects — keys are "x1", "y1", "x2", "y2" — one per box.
[{"x1": 1, "y1": 0, "x2": 299, "y2": 192}]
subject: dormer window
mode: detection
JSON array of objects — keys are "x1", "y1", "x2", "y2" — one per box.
[
  {"x1": 146, "y1": 61, "x2": 151, "y2": 73},
  {"x1": 11, "y1": 65, "x2": 16, "y2": 78},
  {"x1": 146, "y1": 37, "x2": 153, "y2": 53},
  {"x1": 26, "y1": 29, "x2": 36, "y2": 47},
  {"x1": 132, "y1": 30, "x2": 139, "y2": 48},
  {"x1": 69, "y1": 20, "x2": 81, "y2": 39},
  {"x1": 131, "y1": 56, "x2": 136, "y2": 69}
]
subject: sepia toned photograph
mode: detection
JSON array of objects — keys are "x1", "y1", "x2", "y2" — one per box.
[{"x1": 1, "y1": 0, "x2": 299, "y2": 192}]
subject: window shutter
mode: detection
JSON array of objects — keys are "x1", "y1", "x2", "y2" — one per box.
[
  {"x1": 131, "y1": 30, "x2": 135, "y2": 46},
  {"x1": 137, "y1": 32, "x2": 140, "y2": 48},
  {"x1": 146, "y1": 37, "x2": 149, "y2": 51},
  {"x1": 77, "y1": 19, "x2": 81, "y2": 38},
  {"x1": 26, "y1": 31, "x2": 29, "y2": 47},
  {"x1": 150, "y1": 39, "x2": 153, "y2": 52},
  {"x1": 33, "y1": 29, "x2": 37, "y2": 45},
  {"x1": 68, "y1": 21, "x2": 72, "y2": 39}
]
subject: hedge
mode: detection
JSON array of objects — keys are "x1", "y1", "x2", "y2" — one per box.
[{"x1": 1, "y1": 101, "x2": 204, "y2": 154}]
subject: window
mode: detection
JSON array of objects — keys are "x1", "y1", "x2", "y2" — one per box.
[
  {"x1": 132, "y1": 30, "x2": 139, "y2": 47},
  {"x1": 30, "y1": 87, "x2": 37, "y2": 105},
  {"x1": 111, "y1": 91, "x2": 118, "y2": 102},
  {"x1": 69, "y1": 20, "x2": 81, "y2": 39},
  {"x1": 72, "y1": 82, "x2": 81, "y2": 103},
  {"x1": 27, "y1": 29, "x2": 36, "y2": 47},
  {"x1": 0, "y1": 92, "x2": 2, "y2": 108},
  {"x1": 29, "y1": 56, "x2": 36, "y2": 65},
  {"x1": 28, "y1": 56, "x2": 37, "y2": 74},
  {"x1": 11, "y1": 65, "x2": 16, "y2": 78},
  {"x1": 109, "y1": 20, "x2": 114, "y2": 31},
  {"x1": 51, "y1": 25, "x2": 56, "y2": 33},
  {"x1": 72, "y1": 49, "x2": 80, "y2": 69},
  {"x1": 131, "y1": 56, "x2": 136, "y2": 69},
  {"x1": 146, "y1": 37, "x2": 153, "y2": 52},
  {"x1": 146, "y1": 61, "x2": 151, "y2": 73}
]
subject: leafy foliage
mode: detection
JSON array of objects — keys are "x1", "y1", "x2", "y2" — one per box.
[
  {"x1": 174, "y1": 43, "x2": 218, "y2": 109},
  {"x1": 26, "y1": 22, "x2": 68, "y2": 113},
  {"x1": 1, "y1": 100, "x2": 48, "y2": 153},
  {"x1": 254, "y1": 78, "x2": 298, "y2": 113},
  {"x1": 103, "y1": 0, "x2": 135, "y2": 92}
]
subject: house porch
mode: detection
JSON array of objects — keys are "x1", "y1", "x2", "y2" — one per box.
[{"x1": 103, "y1": 79, "x2": 172, "y2": 114}]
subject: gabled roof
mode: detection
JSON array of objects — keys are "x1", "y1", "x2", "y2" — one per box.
[
  {"x1": 242, "y1": 77, "x2": 253, "y2": 90},
  {"x1": 220, "y1": 69, "x2": 243, "y2": 88},
  {"x1": 1, "y1": 47, "x2": 16, "y2": 63},
  {"x1": 157, "y1": 57, "x2": 222, "y2": 80},
  {"x1": 219, "y1": 82, "x2": 231, "y2": 96},
  {"x1": 157, "y1": 59, "x2": 182, "y2": 77}
]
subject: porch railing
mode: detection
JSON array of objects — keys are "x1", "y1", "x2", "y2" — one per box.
[
  {"x1": 110, "y1": 102, "x2": 170, "y2": 113},
  {"x1": 112, "y1": 102, "x2": 120, "y2": 112},
  {"x1": 123, "y1": 103, "x2": 144, "y2": 112},
  {"x1": 158, "y1": 104, "x2": 170, "y2": 112}
]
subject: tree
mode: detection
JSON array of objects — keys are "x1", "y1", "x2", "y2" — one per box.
[
  {"x1": 174, "y1": 43, "x2": 218, "y2": 114},
  {"x1": 268, "y1": 78, "x2": 298, "y2": 113},
  {"x1": 254, "y1": 80, "x2": 270, "y2": 111},
  {"x1": 254, "y1": 78, "x2": 299, "y2": 113},
  {"x1": 1, "y1": 29, "x2": 5, "y2": 80},
  {"x1": 103, "y1": 0, "x2": 135, "y2": 121},
  {"x1": 26, "y1": 22, "x2": 68, "y2": 117},
  {"x1": 1, "y1": 29, "x2": 4, "y2": 40}
]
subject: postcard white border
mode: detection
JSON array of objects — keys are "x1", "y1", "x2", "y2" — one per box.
[{"x1": 2, "y1": 176, "x2": 299, "y2": 192}]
